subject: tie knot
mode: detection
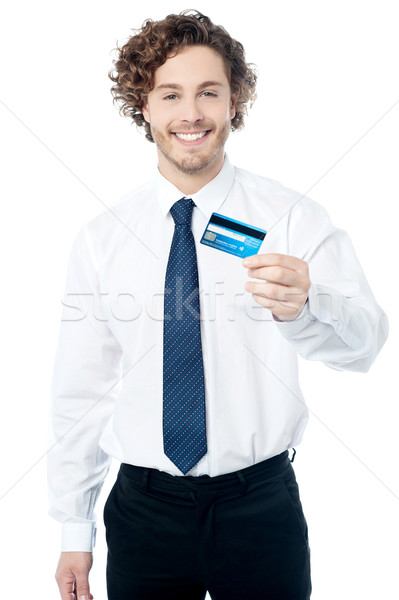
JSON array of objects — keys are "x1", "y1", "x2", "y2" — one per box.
[{"x1": 170, "y1": 198, "x2": 194, "y2": 226}]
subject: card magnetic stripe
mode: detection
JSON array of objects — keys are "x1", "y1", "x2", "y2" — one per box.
[{"x1": 209, "y1": 213, "x2": 266, "y2": 240}]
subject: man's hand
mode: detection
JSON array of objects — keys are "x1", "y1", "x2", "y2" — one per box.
[
  {"x1": 243, "y1": 253, "x2": 310, "y2": 321},
  {"x1": 55, "y1": 552, "x2": 94, "y2": 600}
]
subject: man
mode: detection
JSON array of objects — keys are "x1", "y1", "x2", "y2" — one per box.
[{"x1": 48, "y1": 10, "x2": 388, "y2": 600}]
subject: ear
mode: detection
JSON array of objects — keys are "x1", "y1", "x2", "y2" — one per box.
[
  {"x1": 141, "y1": 98, "x2": 150, "y2": 123},
  {"x1": 230, "y1": 93, "x2": 238, "y2": 120}
]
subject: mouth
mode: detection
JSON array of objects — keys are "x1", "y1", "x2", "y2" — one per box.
[{"x1": 171, "y1": 130, "x2": 211, "y2": 145}]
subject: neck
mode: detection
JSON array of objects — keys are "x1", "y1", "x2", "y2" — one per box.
[{"x1": 157, "y1": 150, "x2": 225, "y2": 195}]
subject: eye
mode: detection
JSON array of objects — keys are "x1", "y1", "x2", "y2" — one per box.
[
  {"x1": 165, "y1": 94, "x2": 178, "y2": 100},
  {"x1": 201, "y1": 91, "x2": 216, "y2": 97}
]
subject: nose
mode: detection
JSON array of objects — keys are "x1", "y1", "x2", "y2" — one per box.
[{"x1": 180, "y1": 97, "x2": 204, "y2": 124}]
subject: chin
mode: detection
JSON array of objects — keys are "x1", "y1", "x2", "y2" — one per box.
[
  {"x1": 172, "y1": 150, "x2": 221, "y2": 175},
  {"x1": 153, "y1": 122, "x2": 229, "y2": 176}
]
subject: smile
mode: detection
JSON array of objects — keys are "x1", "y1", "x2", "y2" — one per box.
[{"x1": 173, "y1": 131, "x2": 210, "y2": 142}]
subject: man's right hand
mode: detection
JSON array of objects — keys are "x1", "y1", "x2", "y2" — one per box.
[{"x1": 55, "y1": 552, "x2": 94, "y2": 600}]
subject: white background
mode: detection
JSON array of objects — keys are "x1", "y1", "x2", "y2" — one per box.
[{"x1": 1, "y1": 1, "x2": 398, "y2": 598}]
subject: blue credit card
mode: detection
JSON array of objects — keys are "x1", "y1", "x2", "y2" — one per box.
[{"x1": 200, "y1": 213, "x2": 267, "y2": 258}]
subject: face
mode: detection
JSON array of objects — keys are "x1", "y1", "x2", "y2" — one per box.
[{"x1": 142, "y1": 45, "x2": 237, "y2": 179}]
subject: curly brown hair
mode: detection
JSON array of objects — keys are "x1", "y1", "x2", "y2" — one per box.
[{"x1": 109, "y1": 10, "x2": 257, "y2": 142}]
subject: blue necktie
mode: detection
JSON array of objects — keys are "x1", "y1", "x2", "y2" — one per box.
[{"x1": 163, "y1": 198, "x2": 207, "y2": 475}]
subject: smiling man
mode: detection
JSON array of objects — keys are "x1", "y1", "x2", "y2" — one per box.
[
  {"x1": 142, "y1": 45, "x2": 236, "y2": 186},
  {"x1": 49, "y1": 10, "x2": 388, "y2": 600}
]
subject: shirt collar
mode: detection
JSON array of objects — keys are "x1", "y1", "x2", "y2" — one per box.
[{"x1": 155, "y1": 154, "x2": 235, "y2": 221}]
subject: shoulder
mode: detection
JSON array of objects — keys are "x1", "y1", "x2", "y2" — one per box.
[
  {"x1": 81, "y1": 178, "x2": 156, "y2": 241},
  {"x1": 234, "y1": 165, "x2": 297, "y2": 198},
  {"x1": 68, "y1": 178, "x2": 157, "y2": 264},
  {"x1": 233, "y1": 164, "x2": 330, "y2": 224}
]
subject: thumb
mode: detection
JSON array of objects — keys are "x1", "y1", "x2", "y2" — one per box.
[
  {"x1": 75, "y1": 594, "x2": 93, "y2": 600},
  {"x1": 74, "y1": 575, "x2": 92, "y2": 600}
]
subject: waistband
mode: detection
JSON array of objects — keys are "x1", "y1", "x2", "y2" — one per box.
[{"x1": 120, "y1": 451, "x2": 290, "y2": 496}]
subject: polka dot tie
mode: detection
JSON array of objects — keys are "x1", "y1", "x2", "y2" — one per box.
[{"x1": 163, "y1": 198, "x2": 207, "y2": 475}]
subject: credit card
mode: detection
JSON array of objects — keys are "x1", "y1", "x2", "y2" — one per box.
[{"x1": 200, "y1": 213, "x2": 267, "y2": 258}]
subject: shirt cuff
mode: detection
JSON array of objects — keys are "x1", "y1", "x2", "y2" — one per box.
[
  {"x1": 61, "y1": 522, "x2": 96, "y2": 552},
  {"x1": 272, "y1": 298, "x2": 312, "y2": 332}
]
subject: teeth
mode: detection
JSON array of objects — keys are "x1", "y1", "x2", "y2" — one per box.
[{"x1": 175, "y1": 131, "x2": 208, "y2": 141}]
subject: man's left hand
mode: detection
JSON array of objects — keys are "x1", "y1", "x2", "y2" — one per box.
[{"x1": 243, "y1": 253, "x2": 311, "y2": 322}]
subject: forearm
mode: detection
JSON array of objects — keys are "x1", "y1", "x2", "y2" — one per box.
[
  {"x1": 48, "y1": 438, "x2": 112, "y2": 551},
  {"x1": 276, "y1": 283, "x2": 388, "y2": 371}
]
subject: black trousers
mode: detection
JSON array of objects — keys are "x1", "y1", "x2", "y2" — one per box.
[{"x1": 104, "y1": 451, "x2": 311, "y2": 600}]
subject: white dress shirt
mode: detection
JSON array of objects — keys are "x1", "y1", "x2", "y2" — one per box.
[{"x1": 47, "y1": 154, "x2": 388, "y2": 552}]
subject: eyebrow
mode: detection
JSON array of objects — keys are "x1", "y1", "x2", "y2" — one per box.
[{"x1": 154, "y1": 81, "x2": 225, "y2": 92}]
